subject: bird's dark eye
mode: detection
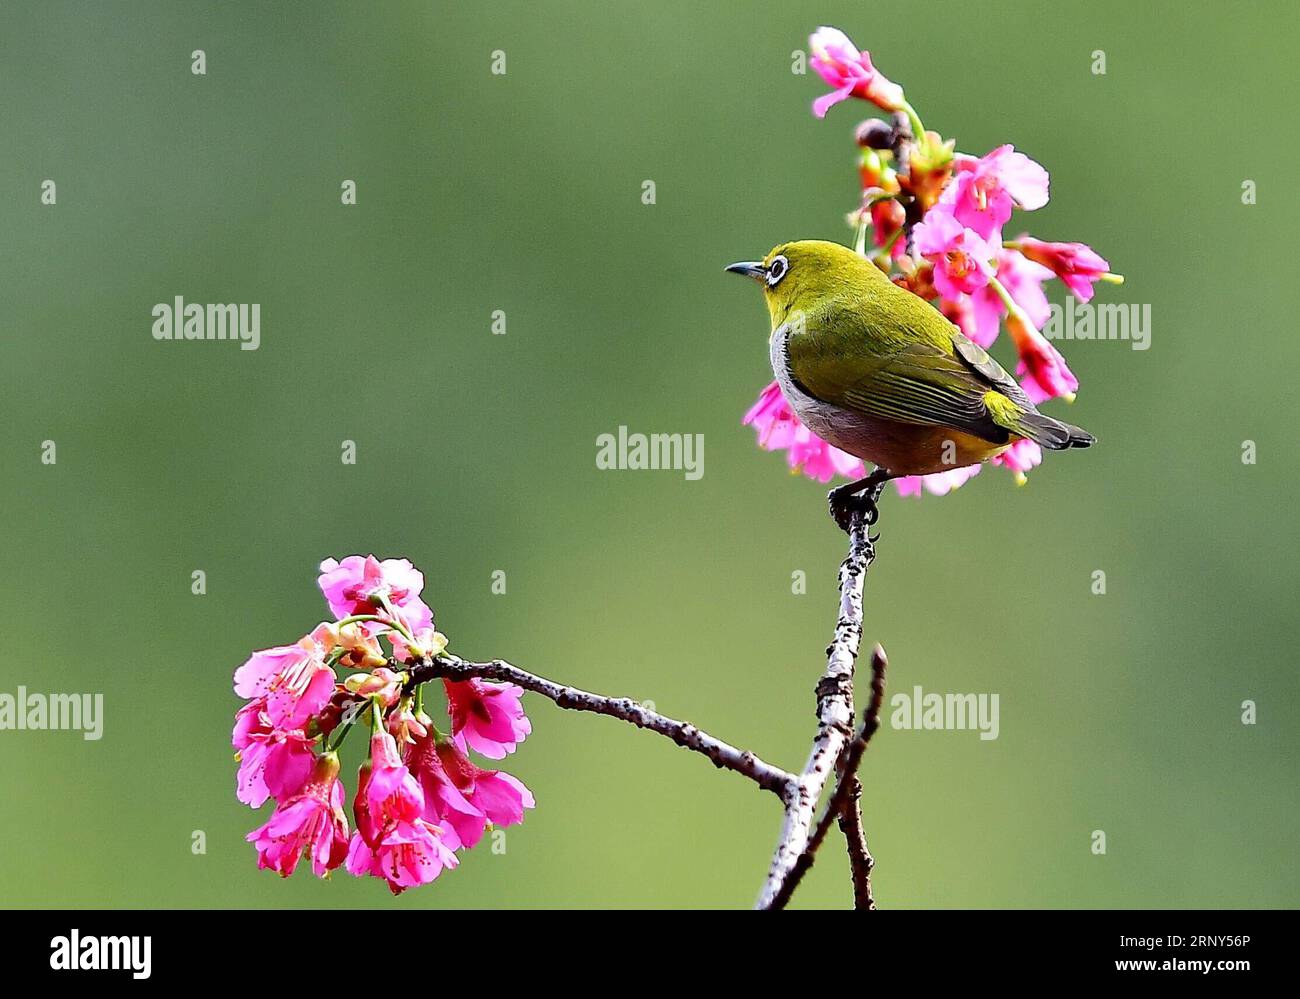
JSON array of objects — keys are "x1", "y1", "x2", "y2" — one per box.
[{"x1": 766, "y1": 255, "x2": 789, "y2": 287}]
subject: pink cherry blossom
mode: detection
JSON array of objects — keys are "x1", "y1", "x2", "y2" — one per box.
[
  {"x1": 233, "y1": 556, "x2": 542, "y2": 893},
  {"x1": 344, "y1": 819, "x2": 458, "y2": 895},
  {"x1": 871, "y1": 198, "x2": 907, "y2": 259},
  {"x1": 1006, "y1": 314, "x2": 1079, "y2": 403},
  {"x1": 405, "y1": 731, "x2": 536, "y2": 851},
  {"x1": 232, "y1": 697, "x2": 266, "y2": 750},
  {"x1": 913, "y1": 210, "x2": 996, "y2": 299},
  {"x1": 406, "y1": 730, "x2": 486, "y2": 850},
  {"x1": 436, "y1": 739, "x2": 535, "y2": 832},
  {"x1": 246, "y1": 752, "x2": 349, "y2": 878},
  {"x1": 990, "y1": 438, "x2": 1043, "y2": 481},
  {"x1": 894, "y1": 440, "x2": 1043, "y2": 495},
  {"x1": 318, "y1": 555, "x2": 434, "y2": 633},
  {"x1": 1016, "y1": 236, "x2": 1113, "y2": 302},
  {"x1": 788, "y1": 426, "x2": 866, "y2": 482},
  {"x1": 386, "y1": 697, "x2": 429, "y2": 746},
  {"x1": 939, "y1": 296, "x2": 982, "y2": 344},
  {"x1": 941, "y1": 145, "x2": 1049, "y2": 239},
  {"x1": 232, "y1": 699, "x2": 316, "y2": 808},
  {"x1": 968, "y1": 249, "x2": 1056, "y2": 345},
  {"x1": 343, "y1": 666, "x2": 405, "y2": 710},
  {"x1": 942, "y1": 289, "x2": 1002, "y2": 350},
  {"x1": 389, "y1": 625, "x2": 448, "y2": 665},
  {"x1": 993, "y1": 250, "x2": 1054, "y2": 329},
  {"x1": 354, "y1": 729, "x2": 425, "y2": 847},
  {"x1": 233, "y1": 624, "x2": 337, "y2": 729},
  {"x1": 743, "y1": 382, "x2": 866, "y2": 483},
  {"x1": 808, "y1": 26, "x2": 906, "y2": 118},
  {"x1": 320, "y1": 621, "x2": 386, "y2": 670},
  {"x1": 967, "y1": 290, "x2": 1004, "y2": 348},
  {"x1": 893, "y1": 464, "x2": 983, "y2": 497},
  {"x1": 742, "y1": 380, "x2": 801, "y2": 450},
  {"x1": 445, "y1": 678, "x2": 532, "y2": 760},
  {"x1": 345, "y1": 734, "x2": 459, "y2": 894}
]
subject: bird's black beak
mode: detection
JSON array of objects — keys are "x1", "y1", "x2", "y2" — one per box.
[{"x1": 725, "y1": 260, "x2": 767, "y2": 281}]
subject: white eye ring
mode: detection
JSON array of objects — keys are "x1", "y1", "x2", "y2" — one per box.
[{"x1": 766, "y1": 255, "x2": 789, "y2": 287}]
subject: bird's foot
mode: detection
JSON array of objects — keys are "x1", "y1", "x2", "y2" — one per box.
[
  {"x1": 827, "y1": 488, "x2": 876, "y2": 533},
  {"x1": 827, "y1": 470, "x2": 892, "y2": 534}
]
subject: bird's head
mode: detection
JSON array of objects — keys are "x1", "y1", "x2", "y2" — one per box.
[{"x1": 726, "y1": 239, "x2": 882, "y2": 329}]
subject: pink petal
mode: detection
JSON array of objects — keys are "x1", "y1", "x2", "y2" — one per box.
[{"x1": 812, "y1": 82, "x2": 856, "y2": 119}]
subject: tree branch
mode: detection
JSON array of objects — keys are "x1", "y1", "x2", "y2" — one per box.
[
  {"x1": 756, "y1": 509, "x2": 877, "y2": 909},
  {"x1": 405, "y1": 653, "x2": 798, "y2": 800},
  {"x1": 837, "y1": 775, "x2": 875, "y2": 909},
  {"x1": 833, "y1": 643, "x2": 887, "y2": 908},
  {"x1": 761, "y1": 642, "x2": 887, "y2": 910},
  {"x1": 401, "y1": 506, "x2": 884, "y2": 911}
]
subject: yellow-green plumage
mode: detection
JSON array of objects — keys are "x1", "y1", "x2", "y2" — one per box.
[{"x1": 729, "y1": 239, "x2": 1094, "y2": 476}]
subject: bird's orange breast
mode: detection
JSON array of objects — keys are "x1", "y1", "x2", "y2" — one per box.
[{"x1": 828, "y1": 418, "x2": 1011, "y2": 476}]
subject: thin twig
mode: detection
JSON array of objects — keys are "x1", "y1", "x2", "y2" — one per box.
[
  {"x1": 836, "y1": 638, "x2": 889, "y2": 909},
  {"x1": 405, "y1": 653, "x2": 798, "y2": 800},
  {"x1": 833, "y1": 644, "x2": 887, "y2": 907},
  {"x1": 837, "y1": 639, "x2": 889, "y2": 905},
  {"x1": 837, "y1": 776, "x2": 874, "y2": 909},
  {"x1": 837, "y1": 643, "x2": 889, "y2": 907},
  {"x1": 763, "y1": 643, "x2": 887, "y2": 910},
  {"x1": 756, "y1": 509, "x2": 876, "y2": 909}
]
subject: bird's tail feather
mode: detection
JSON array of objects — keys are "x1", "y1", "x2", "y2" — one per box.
[{"x1": 1015, "y1": 411, "x2": 1096, "y2": 450}]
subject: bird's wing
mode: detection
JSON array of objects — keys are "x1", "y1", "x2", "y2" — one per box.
[
  {"x1": 787, "y1": 330, "x2": 1013, "y2": 445},
  {"x1": 946, "y1": 327, "x2": 1034, "y2": 410},
  {"x1": 944, "y1": 326, "x2": 1086, "y2": 448}
]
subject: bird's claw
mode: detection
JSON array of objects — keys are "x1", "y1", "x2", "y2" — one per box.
[{"x1": 827, "y1": 487, "x2": 880, "y2": 533}]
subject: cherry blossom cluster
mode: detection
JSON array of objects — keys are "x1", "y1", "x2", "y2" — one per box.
[
  {"x1": 232, "y1": 555, "x2": 533, "y2": 893},
  {"x1": 744, "y1": 26, "x2": 1123, "y2": 496}
]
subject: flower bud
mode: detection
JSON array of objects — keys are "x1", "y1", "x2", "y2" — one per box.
[
  {"x1": 313, "y1": 750, "x2": 341, "y2": 785},
  {"x1": 870, "y1": 198, "x2": 907, "y2": 259},
  {"x1": 387, "y1": 696, "x2": 429, "y2": 745},
  {"x1": 855, "y1": 118, "x2": 896, "y2": 149},
  {"x1": 809, "y1": 27, "x2": 906, "y2": 116},
  {"x1": 1015, "y1": 236, "x2": 1116, "y2": 303},
  {"x1": 343, "y1": 667, "x2": 405, "y2": 708},
  {"x1": 858, "y1": 149, "x2": 896, "y2": 193},
  {"x1": 900, "y1": 132, "x2": 956, "y2": 211}
]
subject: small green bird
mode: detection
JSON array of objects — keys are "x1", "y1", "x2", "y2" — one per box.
[{"x1": 727, "y1": 239, "x2": 1094, "y2": 525}]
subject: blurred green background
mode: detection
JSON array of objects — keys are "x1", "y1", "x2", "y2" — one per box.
[{"x1": 1, "y1": 0, "x2": 1296, "y2": 909}]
